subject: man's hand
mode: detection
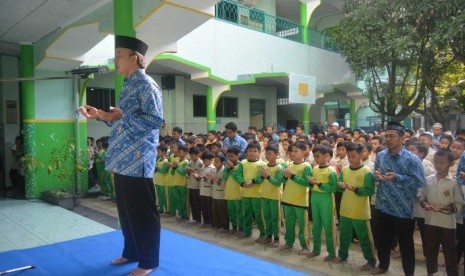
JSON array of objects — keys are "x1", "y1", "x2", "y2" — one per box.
[
  {"x1": 79, "y1": 105, "x2": 99, "y2": 119},
  {"x1": 78, "y1": 105, "x2": 122, "y2": 121},
  {"x1": 376, "y1": 170, "x2": 396, "y2": 182}
]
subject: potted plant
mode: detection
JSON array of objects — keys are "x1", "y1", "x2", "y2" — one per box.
[
  {"x1": 41, "y1": 188, "x2": 74, "y2": 210},
  {"x1": 22, "y1": 136, "x2": 87, "y2": 209},
  {"x1": 46, "y1": 136, "x2": 87, "y2": 207}
]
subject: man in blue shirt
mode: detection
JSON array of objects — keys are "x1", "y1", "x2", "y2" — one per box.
[
  {"x1": 79, "y1": 35, "x2": 162, "y2": 276},
  {"x1": 372, "y1": 122, "x2": 425, "y2": 276},
  {"x1": 456, "y1": 152, "x2": 465, "y2": 273},
  {"x1": 222, "y1": 122, "x2": 248, "y2": 160},
  {"x1": 172, "y1": 126, "x2": 186, "y2": 146}
]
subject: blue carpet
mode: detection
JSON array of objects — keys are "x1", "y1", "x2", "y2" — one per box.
[{"x1": 0, "y1": 229, "x2": 307, "y2": 275}]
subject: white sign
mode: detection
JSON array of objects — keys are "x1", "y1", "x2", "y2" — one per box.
[{"x1": 288, "y1": 73, "x2": 316, "y2": 104}]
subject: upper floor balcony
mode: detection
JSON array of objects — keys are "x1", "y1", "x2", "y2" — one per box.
[{"x1": 215, "y1": 0, "x2": 338, "y2": 53}]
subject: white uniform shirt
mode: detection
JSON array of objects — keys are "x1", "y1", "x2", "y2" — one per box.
[
  {"x1": 421, "y1": 174, "x2": 463, "y2": 229},
  {"x1": 199, "y1": 164, "x2": 215, "y2": 197},
  {"x1": 211, "y1": 167, "x2": 225, "y2": 200}
]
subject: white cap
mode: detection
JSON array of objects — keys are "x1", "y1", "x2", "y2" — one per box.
[
  {"x1": 432, "y1": 123, "x2": 442, "y2": 129},
  {"x1": 332, "y1": 122, "x2": 339, "y2": 127}
]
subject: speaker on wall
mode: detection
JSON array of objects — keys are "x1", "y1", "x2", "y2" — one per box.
[{"x1": 161, "y1": 75, "x2": 175, "y2": 90}]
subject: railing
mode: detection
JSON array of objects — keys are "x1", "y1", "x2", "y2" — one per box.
[{"x1": 215, "y1": 0, "x2": 338, "y2": 52}]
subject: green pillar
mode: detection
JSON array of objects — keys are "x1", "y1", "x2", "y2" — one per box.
[
  {"x1": 350, "y1": 99, "x2": 356, "y2": 129},
  {"x1": 20, "y1": 44, "x2": 37, "y2": 198},
  {"x1": 300, "y1": 2, "x2": 309, "y2": 45},
  {"x1": 302, "y1": 104, "x2": 310, "y2": 135},
  {"x1": 206, "y1": 87, "x2": 216, "y2": 131},
  {"x1": 114, "y1": 0, "x2": 135, "y2": 100}
]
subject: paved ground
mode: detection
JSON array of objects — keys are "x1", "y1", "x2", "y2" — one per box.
[{"x1": 77, "y1": 197, "x2": 454, "y2": 276}]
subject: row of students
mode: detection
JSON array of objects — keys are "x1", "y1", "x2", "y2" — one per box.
[{"x1": 154, "y1": 126, "x2": 465, "y2": 275}]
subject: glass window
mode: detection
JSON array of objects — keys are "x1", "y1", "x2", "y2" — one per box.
[
  {"x1": 86, "y1": 87, "x2": 115, "y2": 112},
  {"x1": 192, "y1": 95, "x2": 238, "y2": 118}
]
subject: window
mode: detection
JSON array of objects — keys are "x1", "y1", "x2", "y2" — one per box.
[
  {"x1": 217, "y1": 97, "x2": 238, "y2": 117},
  {"x1": 86, "y1": 87, "x2": 115, "y2": 112},
  {"x1": 193, "y1": 95, "x2": 207, "y2": 117},
  {"x1": 192, "y1": 95, "x2": 238, "y2": 118}
]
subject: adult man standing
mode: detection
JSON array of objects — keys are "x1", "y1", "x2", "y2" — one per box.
[
  {"x1": 431, "y1": 123, "x2": 443, "y2": 150},
  {"x1": 222, "y1": 122, "x2": 248, "y2": 160},
  {"x1": 372, "y1": 122, "x2": 425, "y2": 276},
  {"x1": 79, "y1": 35, "x2": 162, "y2": 276}
]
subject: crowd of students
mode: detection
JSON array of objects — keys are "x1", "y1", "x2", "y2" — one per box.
[{"x1": 153, "y1": 121, "x2": 465, "y2": 276}]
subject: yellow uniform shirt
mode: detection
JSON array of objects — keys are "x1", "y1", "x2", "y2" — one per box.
[
  {"x1": 261, "y1": 163, "x2": 284, "y2": 200},
  {"x1": 339, "y1": 165, "x2": 375, "y2": 220},
  {"x1": 282, "y1": 162, "x2": 312, "y2": 208}
]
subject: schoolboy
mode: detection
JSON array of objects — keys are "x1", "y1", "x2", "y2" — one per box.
[
  {"x1": 261, "y1": 144, "x2": 285, "y2": 246},
  {"x1": 199, "y1": 152, "x2": 215, "y2": 227},
  {"x1": 279, "y1": 142, "x2": 313, "y2": 254},
  {"x1": 166, "y1": 140, "x2": 180, "y2": 216},
  {"x1": 420, "y1": 149, "x2": 463, "y2": 276},
  {"x1": 333, "y1": 142, "x2": 376, "y2": 270},
  {"x1": 210, "y1": 154, "x2": 229, "y2": 231},
  {"x1": 449, "y1": 138, "x2": 465, "y2": 175},
  {"x1": 186, "y1": 147, "x2": 204, "y2": 223},
  {"x1": 223, "y1": 146, "x2": 244, "y2": 235},
  {"x1": 234, "y1": 141, "x2": 266, "y2": 242},
  {"x1": 306, "y1": 145, "x2": 338, "y2": 261},
  {"x1": 171, "y1": 144, "x2": 189, "y2": 221},
  {"x1": 154, "y1": 144, "x2": 169, "y2": 213}
]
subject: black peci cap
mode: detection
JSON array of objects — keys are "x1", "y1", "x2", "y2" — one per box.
[{"x1": 115, "y1": 35, "x2": 148, "y2": 56}]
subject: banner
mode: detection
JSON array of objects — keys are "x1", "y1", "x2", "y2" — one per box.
[{"x1": 288, "y1": 73, "x2": 316, "y2": 104}]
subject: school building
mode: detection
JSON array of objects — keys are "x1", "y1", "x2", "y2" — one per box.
[{"x1": 0, "y1": 0, "x2": 376, "y2": 197}]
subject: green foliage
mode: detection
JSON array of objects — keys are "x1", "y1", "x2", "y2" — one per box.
[
  {"x1": 22, "y1": 135, "x2": 87, "y2": 196},
  {"x1": 334, "y1": 0, "x2": 465, "y2": 126},
  {"x1": 48, "y1": 136, "x2": 87, "y2": 185}
]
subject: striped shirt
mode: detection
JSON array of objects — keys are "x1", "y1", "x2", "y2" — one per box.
[
  {"x1": 105, "y1": 69, "x2": 163, "y2": 178},
  {"x1": 374, "y1": 147, "x2": 425, "y2": 219}
]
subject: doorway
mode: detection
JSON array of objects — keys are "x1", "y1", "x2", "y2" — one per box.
[{"x1": 250, "y1": 99, "x2": 265, "y2": 129}]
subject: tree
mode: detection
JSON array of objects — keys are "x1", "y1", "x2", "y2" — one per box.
[{"x1": 334, "y1": 0, "x2": 465, "y2": 127}]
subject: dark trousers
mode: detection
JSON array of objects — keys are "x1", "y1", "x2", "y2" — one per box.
[
  {"x1": 212, "y1": 198, "x2": 229, "y2": 230},
  {"x1": 88, "y1": 166, "x2": 97, "y2": 187},
  {"x1": 114, "y1": 173, "x2": 160, "y2": 269},
  {"x1": 200, "y1": 196, "x2": 212, "y2": 225},
  {"x1": 188, "y1": 188, "x2": 201, "y2": 222},
  {"x1": 424, "y1": 224, "x2": 458, "y2": 276},
  {"x1": 414, "y1": 217, "x2": 426, "y2": 257},
  {"x1": 375, "y1": 209, "x2": 415, "y2": 275},
  {"x1": 456, "y1": 223, "x2": 465, "y2": 273}
]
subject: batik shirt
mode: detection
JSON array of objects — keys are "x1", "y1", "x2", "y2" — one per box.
[
  {"x1": 223, "y1": 135, "x2": 248, "y2": 160},
  {"x1": 374, "y1": 147, "x2": 425, "y2": 219},
  {"x1": 105, "y1": 69, "x2": 163, "y2": 178}
]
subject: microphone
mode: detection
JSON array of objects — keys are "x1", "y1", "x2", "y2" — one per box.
[{"x1": 70, "y1": 66, "x2": 110, "y2": 78}]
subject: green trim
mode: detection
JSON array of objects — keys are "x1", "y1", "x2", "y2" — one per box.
[
  {"x1": 206, "y1": 87, "x2": 216, "y2": 131},
  {"x1": 302, "y1": 105, "x2": 310, "y2": 135},
  {"x1": 300, "y1": 3, "x2": 309, "y2": 45},
  {"x1": 114, "y1": 0, "x2": 135, "y2": 100},
  {"x1": 79, "y1": 79, "x2": 90, "y2": 106},
  {"x1": 155, "y1": 54, "x2": 288, "y2": 85},
  {"x1": 21, "y1": 45, "x2": 37, "y2": 199},
  {"x1": 350, "y1": 99, "x2": 356, "y2": 129}
]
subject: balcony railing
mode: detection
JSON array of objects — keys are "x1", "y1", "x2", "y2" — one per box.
[{"x1": 215, "y1": 0, "x2": 338, "y2": 52}]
